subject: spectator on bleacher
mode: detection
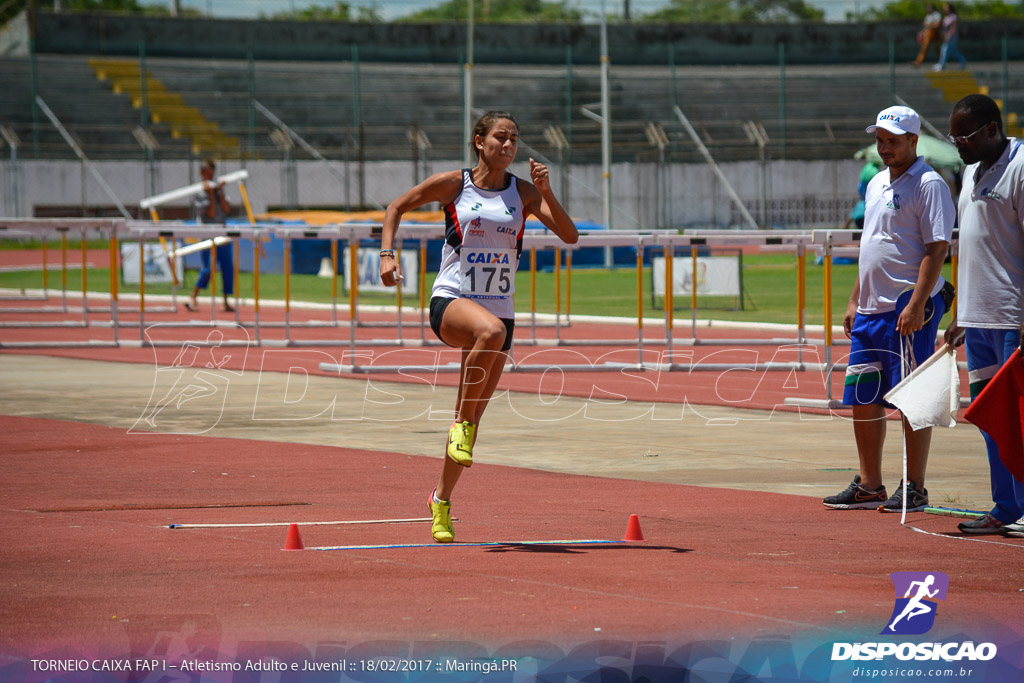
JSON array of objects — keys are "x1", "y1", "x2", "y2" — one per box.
[
  {"x1": 942, "y1": 94, "x2": 1024, "y2": 536},
  {"x1": 378, "y1": 111, "x2": 578, "y2": 543},
  {"x1": 186, "y1": 159, "x2": 235, "y2": 313},
  {"x1": 823, "y1": 105, "x2": 956, "y2": 514},
  {"x1": 933, "y1": 3, "x2": 967, "y2": 72},
  {"x1": 913, "y1": 4, "x2": 942, "y2": 67}
]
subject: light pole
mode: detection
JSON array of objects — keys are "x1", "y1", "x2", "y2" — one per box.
[{"x1": 464, "y1": 0, "x2": 474, "y2": 167}]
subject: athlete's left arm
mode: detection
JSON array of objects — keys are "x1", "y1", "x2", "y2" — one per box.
[{"x1": 522, "y1": 158, "x2": 579, "y2": 244}]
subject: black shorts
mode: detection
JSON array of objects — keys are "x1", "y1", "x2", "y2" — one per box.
[{"x1": 429, "y1": 296, "x2": 515, "y2": 352}]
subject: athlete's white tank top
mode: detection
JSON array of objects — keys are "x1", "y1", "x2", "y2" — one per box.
[{"x1": 432, "y1": 169, "x2": 526, "y2": 319}]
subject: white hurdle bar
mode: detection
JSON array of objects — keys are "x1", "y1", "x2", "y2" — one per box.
[
  {"x1": 139, "y1": 170, "x2": 249, "y2": 211},
  {"x1": 316, "y1": 359, "x2": 645, "y2": 375}
]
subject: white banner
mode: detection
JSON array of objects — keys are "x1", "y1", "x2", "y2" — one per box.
[
  {"x1": 652, "y1": 256, "x2": 740, "y2": 297},
  {"x1": 121, "y1": 242, "x2": 184, "y2": 285},
  {"x1": 343, "y1": 247, "x2": 419, "y2": 295}
]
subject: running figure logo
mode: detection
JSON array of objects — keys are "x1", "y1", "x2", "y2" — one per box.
[
  {"x1": 882, "y1": 571, "x2": 949, "y2": 635},
  {"x1": 131, "y1": 324, "x2": 249, "y2": 435}
]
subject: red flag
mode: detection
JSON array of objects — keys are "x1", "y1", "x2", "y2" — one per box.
[{"x1": 964, "y1": 348, "x2": 1024, "y2": 483}]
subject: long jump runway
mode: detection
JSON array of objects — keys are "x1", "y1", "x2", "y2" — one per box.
[
  {"x1": 1, "y1": 309, "x2": 1023, "y2": 680},
  {"x1": 2, "y1": 414, "x2": 1022, "y2": 649}
]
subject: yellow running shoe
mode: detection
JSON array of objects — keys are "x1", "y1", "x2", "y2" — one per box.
[
  {"x1": 446, "y1": 420, "x2": 476, "y2": 467},
  {"x1": 428, "y1": 493, "x2": 453, "y2": 543}
]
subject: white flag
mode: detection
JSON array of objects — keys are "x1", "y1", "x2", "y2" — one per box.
[{"x1": 884, "y1": 343, "x2": 961, "y2": 431}]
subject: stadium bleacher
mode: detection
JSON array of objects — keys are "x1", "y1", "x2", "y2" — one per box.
[{"x1": 5, "y1": 53, "x2": 1019, "y2": 166}]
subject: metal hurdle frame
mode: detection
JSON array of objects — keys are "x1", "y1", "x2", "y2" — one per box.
[
  {"x1": 0, "y1": 219, "x2": 125, "y2": 316},
  {"x1": 780, "y1": 228, "x2": 961, "y2": 410},
  {"x1": 0, "y1": 226, "x2": 49, "y2": 304},
  {"x1": 121, "y1": 221, "x2": 265, "y2": 347},
  {"x1": 649, "y1": 230, "x2": 827, "y2": 373},
  {"x1": 3, "y1": 221, "x2": 874, "y2": 382},
  {"x1": 656, "y1": 230, "x2": 814, "y2": 347},
  {"x1": 316, "y1": 229, "x2": 653, "y2": 375},
  {"x1": 0, "y1": 218, "x2": 125, "y2": 348}
]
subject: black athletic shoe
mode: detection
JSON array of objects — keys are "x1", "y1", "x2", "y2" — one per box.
[
  {"x1": 878, "y1": 479, "x2": 929, "y2": 513},
  {"x1": 823, "y1": 475, "x2": 887, "y2": 509}
]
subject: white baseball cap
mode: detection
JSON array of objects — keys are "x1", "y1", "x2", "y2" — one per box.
[{"x1": 866, "y1": 106, "x2": 921, "y2": 136}]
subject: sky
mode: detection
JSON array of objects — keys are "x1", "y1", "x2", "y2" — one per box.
[{"x1": 165, "y1": 1, "x2": 894, "y2": 23}]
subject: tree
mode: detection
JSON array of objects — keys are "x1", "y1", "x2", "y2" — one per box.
[
  {"x1": 863, "y1": 0, "x2": 1023, "y2": 21},
  {"x1": 267, "y1": 1, "x2": 383, "y2": 22},
  {"x1": 401, "y1": 0, "x2": 583, "y2": 23},
  {"x1": 640, "y1": 0, "x2": 824, "y2": 23},
  {"x1": 34, "y1": 0, "x2": 172, "y2": 13}
]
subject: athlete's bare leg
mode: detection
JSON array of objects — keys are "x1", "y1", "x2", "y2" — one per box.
[
  {"x1": 434, "y1": 299, "x2": 510, "y2": 500},
  {"x1": 439, "y1": 299, "x2": 508, "y2": 423}
]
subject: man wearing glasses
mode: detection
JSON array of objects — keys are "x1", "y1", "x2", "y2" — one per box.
[{"x1": 943, "y1": 94, "x2": 1024, "y2": 537}]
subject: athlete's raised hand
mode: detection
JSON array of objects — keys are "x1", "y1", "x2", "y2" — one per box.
[{"x1": 530, "y1": 158, "x2": 551, "y2": 194}]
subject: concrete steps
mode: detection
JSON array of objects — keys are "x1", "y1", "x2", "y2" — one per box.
[{"x1": 89, "y1": 57, "x2": 240, "y2": 157}]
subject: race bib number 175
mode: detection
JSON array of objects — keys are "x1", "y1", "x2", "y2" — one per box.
[{"x1": 459, "y1": 247, "x2": 516, "y2": 300}]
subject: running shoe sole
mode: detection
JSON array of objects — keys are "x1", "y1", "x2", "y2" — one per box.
[{"x1": 823, "y1": 501, "x2": 885, "y2": 510}]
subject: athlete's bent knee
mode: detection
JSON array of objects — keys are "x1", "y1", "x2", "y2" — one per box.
[{"x1": 475, "y1": 320, "x2": 508, "y2": 349}]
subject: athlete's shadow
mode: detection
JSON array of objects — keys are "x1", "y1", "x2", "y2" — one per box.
[{"x1": 484, "y1": 544, "x2": 692, "y2": 554}]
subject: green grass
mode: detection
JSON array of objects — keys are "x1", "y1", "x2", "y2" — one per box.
[
  {"x1": 0, "y1": 252, "x2": 955, "y2": 328},
  {"x1": 0, "y1": 238, "x2": 111, "y2": 251}
]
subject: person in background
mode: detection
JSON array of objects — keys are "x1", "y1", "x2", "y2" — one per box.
[
  {"x1": 913, "y1": 4, "x2": 942, "y2": 68},
  {"x1": 844, "y1": 160, "x2": 881, "y2": 231},
  {"x1": 933, "y1": 2, "x2": 967, "y2": 72},
  {"x1": 186, "y1": 159, "x2": 234, "y2": 313}
]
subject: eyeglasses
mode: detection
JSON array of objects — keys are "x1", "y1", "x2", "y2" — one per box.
[{"x1": 946, "y1": 123, "x2": 990, "y2": 145}]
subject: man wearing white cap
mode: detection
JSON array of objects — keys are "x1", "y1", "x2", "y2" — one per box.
[{"x1": 824, "y1": 105, "x2": 956, "y2": 513}]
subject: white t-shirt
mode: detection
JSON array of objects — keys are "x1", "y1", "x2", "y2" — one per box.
[
  {"x1": 956, "y1": 138, "x2": 1024, "y2": 329},
  {"x1": 432, "y1": 169, "x2": 525, "y2": 319},
  {"x1": 857, "y1": 156, "x2": 955, "y2": 314}
]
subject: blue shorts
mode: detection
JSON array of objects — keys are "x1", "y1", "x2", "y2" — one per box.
[{"x1": 842, "y1": 292, "x2": 944, "y2": 407}]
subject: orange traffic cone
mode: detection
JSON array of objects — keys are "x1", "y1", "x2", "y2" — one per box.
[
  {"x1": 283, "y1": 523, "x2": 304, "y2": 550},
  {"x1": 624, "y1": 514, "x2": 645, "y2": 541}
]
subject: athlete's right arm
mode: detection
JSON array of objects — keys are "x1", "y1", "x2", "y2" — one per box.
[{"x1": 379, "y1": 170, "x2": 462, "y2": 287}]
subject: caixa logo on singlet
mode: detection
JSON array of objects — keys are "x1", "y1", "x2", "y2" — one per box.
[{"x1": 465, "y1": 252, "x2": 511, "y2": 264}]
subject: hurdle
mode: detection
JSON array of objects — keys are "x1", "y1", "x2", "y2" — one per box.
[
  {"x1": 114, "y1": 221, "x2": 437, "y2": 350},
  {"x1": 0, "y1": 219, "x2": 125, "y2": 348},
  {"x1": 0, "y1": 225, "x2": 48, "y2": 304},
  {"x1": 117, "y1": 221, "x2": 267, "y2": 346},
  {"x1": 783, "y1": 228, "x2": 963, "y2": 411},
  {"x1": 656, "y1": 231, "x2": 815, "y2": 345},
  {"x1": 516, "y1": 232, "x2": 661, "y2": 349},
  {"x1": 781, "y1": 229, "x2": 855, "y2": 409},
  {"x1": 3, "y1": 220, "x2": 866, "y2": 378},
  {"x1": 0, "y1": 219, "x2": 128, "y2": 343}
]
